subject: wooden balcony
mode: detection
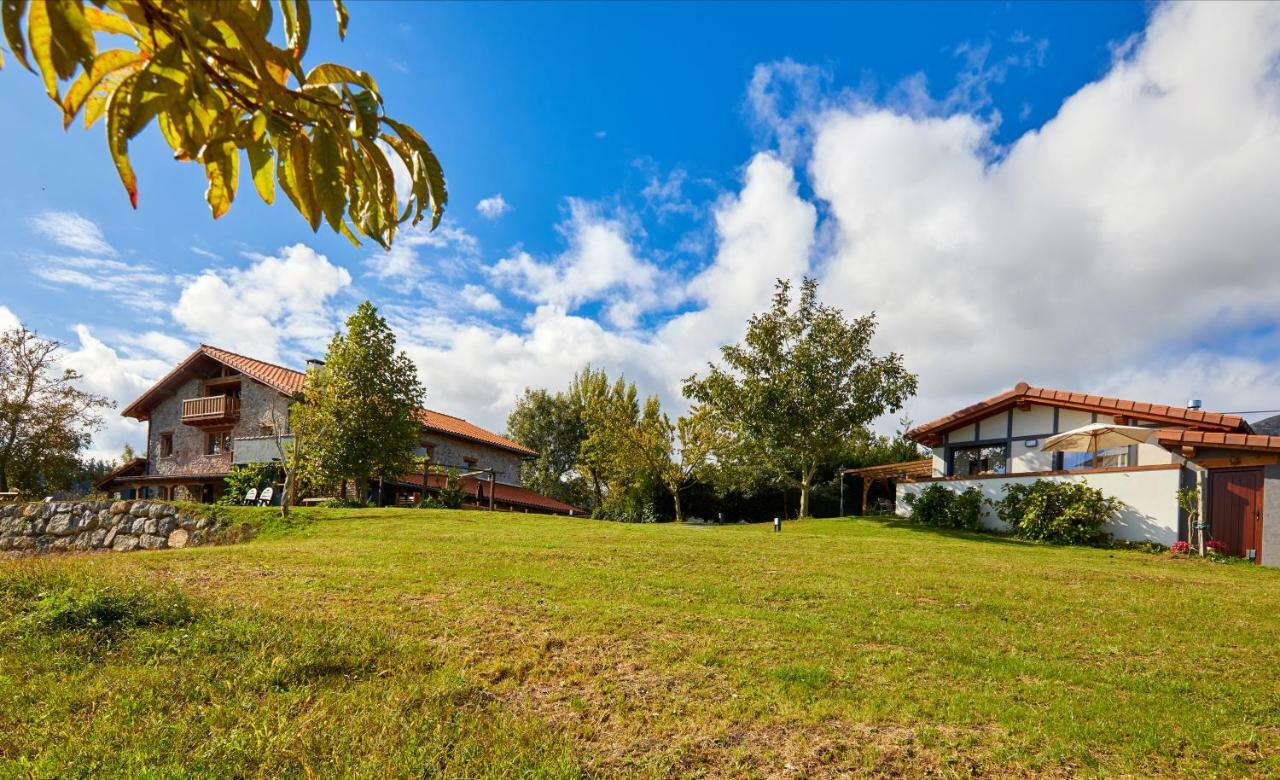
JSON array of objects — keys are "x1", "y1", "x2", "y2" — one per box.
[{"x1": 181, "y1": 395, "x2": 240, "y2": 426}]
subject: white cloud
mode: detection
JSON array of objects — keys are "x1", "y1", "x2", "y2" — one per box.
[
  {"x1": 174, "y1": 244, "x2": 352, "y2": 362},
  {"x1": 0, "y1": 306, "x2": 20, "y2": 333},
  {"x1": 490, "y1": 199, "x2": 665, "y2": 328},
  {"x1": 476, "y1": 194, "x2": 511, "y2": 219},
  {"x1": 462, "y1": 284, "x2": 502, "y2": 312},
  {"x1": 30, "y1": 211, "x2": 114, "y2": 254},
  {"x1": 30, "y1": 255, "x2": 172, "y2": 314},
  {"x1": 366, "y1": 221, "x2": 481, "y2": 283},
  {"x1": 808, "y1": 1, "x2": 1280, "y2": 424}
]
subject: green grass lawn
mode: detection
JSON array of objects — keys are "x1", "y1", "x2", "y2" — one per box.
[{"x1": 2, "y1": 509, "x2": 1279, "y2": 778}]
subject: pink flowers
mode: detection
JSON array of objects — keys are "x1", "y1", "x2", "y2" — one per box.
[
  {"x1": 1206, "y1": 539, "x2": 1229, "y2": 554},
  {"x1": 1170, "y1": 541, "x2": 1190, "y2": 554}
]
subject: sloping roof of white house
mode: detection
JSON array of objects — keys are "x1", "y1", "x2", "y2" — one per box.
[{"x1": 908, "y1": 382, "x2": 1247, "y2": 446}]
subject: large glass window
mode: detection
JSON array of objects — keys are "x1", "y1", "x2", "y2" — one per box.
[
  {"x1": 951, "y1": 444, "x2": 1008, "y2": 476},
  {"x1": 206, "y1": 430, "x2": 233, "y2": 455},
  {"x1": 1062, "y1": 446, "x2": 1131, "y2": 470}
]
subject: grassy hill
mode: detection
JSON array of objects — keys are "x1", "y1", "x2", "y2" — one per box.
[{"x1": 2, "y1": 509, "x2": 1278, "y2": 777}]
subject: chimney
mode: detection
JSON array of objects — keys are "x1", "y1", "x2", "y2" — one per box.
[
  {"x1": 306, "y1": 358, "x2": 325, "y2": 371},
  {"x1": 1187, "y1": 399, "x2": 1202, "y2": 411}
]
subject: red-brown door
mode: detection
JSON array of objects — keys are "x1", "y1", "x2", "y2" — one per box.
[{"x1": 1209, "y1": 468, "x2": 1263, "y2": 562}]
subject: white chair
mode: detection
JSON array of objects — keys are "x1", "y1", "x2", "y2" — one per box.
[
  {"x1": 244, "y1": 488, "x2": 258, "y2": 505},
  {"x1": 257, "y1": 486, "x2": 274, "y2": 506}
]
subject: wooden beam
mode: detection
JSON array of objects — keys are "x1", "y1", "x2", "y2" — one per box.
[
  {"x1": 1193, "y1": 454, "x2": 1279, "y2": 469},
  {"x1": 1113, "y1": 415, "x2": 1128, "y2": 425},
  {"x1": 1181, "y1": 446, "x2": 1197, "y2": 459},
  {"x1": 1016, "y1": 401, "x2": 1031, "y2": 412}
]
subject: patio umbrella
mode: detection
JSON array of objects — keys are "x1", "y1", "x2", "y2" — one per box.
[{"x1": 1041, "y1": 423, "x2": 1155, "y2": 467}]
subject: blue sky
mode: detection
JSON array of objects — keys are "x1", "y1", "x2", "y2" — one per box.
[{"x1": 3, "y1": 1, "x2": 1280, "y2": 459}]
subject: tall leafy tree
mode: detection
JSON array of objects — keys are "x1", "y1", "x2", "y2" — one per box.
[
  {"x1": 0, "y1": 327, "x2": 113, "y2": 494},
  {"x1": 506, "y1": 387, "x2": 590, "y2": 509},
  {"x1": 291, "y1": 301, "x2": 425, "y2": 503},
  {"x1": 0, "y1": 0, "x2": 446, "y2": 248},
  {"x1": 683, "y1": 277, "x2": 917, "y2": 518},
  {"x1": 567, "y1": 366, "x2": 613, "y2": 510},
  {"x1": 615, "y1": 400, "x2": 722, "y2": 523}
]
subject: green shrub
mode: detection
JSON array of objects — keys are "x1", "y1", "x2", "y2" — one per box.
[
  {"x1": 994, "y1": 479, "x2": 1119, "y2": 545},
  {"x1": 904, "y1": 484, "x2": 985, "y2": 530},
  {"x1": 220, "y1": 462, "x2": 279, "y2": 505}
]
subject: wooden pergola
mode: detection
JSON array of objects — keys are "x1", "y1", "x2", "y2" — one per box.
[{"x1": 841, "y1": 459, "x2": 933, "y2": 515}]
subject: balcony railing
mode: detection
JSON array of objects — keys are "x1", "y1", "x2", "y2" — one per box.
[{"x1": 181, "y1": 395, "x2": 241, "y2": 424}]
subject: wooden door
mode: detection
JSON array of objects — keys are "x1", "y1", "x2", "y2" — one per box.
[{"x1": 1209, "y1": 469, "x2": 1263, "y2": 562}]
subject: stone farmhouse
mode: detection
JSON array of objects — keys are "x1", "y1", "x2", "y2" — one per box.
[{"x1": 97, "y1": 345, "x2": 581, "y2": 515}]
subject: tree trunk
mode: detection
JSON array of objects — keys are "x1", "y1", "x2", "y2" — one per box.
[
  {"x1": 799, "y1": 472, "x2": 813, "y2": 519},
  {"x1": 590, "y1": 468, "x2": 603, "y2": 511},
  {"x1": 672, "y1": 488, "x2": 683, "y2": 523},
  {"x1": 357, "y1": 476, "x2": 367, "y2": 506}
]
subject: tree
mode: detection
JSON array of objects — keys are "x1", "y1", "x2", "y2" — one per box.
[
  {"x1": 120, "y1": 442, "x2": 137, "y2": 461},
  {"x1": 683, "y1": 277, "x2": 918, "y2": 518},
  {"x1": 567, "y1": 366, "x2": 613, "y2": 510},
  {"x1": 0, "y1": 0, "x2": 446, "y2": 248},
  {"x1": 506, "y1": 387, "x2": 590, "y2": 508},
  {"x1": 0, "y1": 327, "x2": 113, "y2": 493},
  {"x1": 616, "y1": 401, "x2": 721, "y2": 523},
  {"x1": 290, "y1": 301, "x2": 425, "y2": 504}
]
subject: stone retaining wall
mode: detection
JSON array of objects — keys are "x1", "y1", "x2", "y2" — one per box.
[{"x1": 0, "y1": 500, "x2": 223, "y2": 554}]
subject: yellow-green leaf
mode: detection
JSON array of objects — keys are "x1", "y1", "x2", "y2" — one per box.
[
  {"x1": 305, "y1": 62, "x2": 377, "y2": 93},
  {"x1": 309, "y1": 125, "x2": 346, "y2": 232},
  {"x1": 202, "y1": 139, "x2": 238, "y2": 219},
  {"x1": 105, "y1": 70, "x2": 140, "y2": 207},
  {"x1": 246, "y1": 135, "x2": 274, "y2": 205},
  {"x1": 27, "y1": 0, "x2": 58, "y2": 99},
  {"x1": 278, "y1": 0, "x2": 309, "y2": 59},
  {"x1": 384, "y1": 117, "x2": 447, "y2": 229},
  {"x1": 277, "y1": 133, "x2": 321, "y2": 231},
  {"x1": 332, "y1": 0, "x2": 348, "y2": 40},
  {"x1": 82, "y1": 62, "x2": 137, "y2": 128},
  {"x1": 46, "y1": 0, "x2": 96, "y2": 72},
  {"x1": 83, "y1": 5, "x2": 137, "y2": 38},
  {"x1": 2, "y1": 0, "x2": 32, "y2": 72},
  {"x1": 61, "y1": 48, "x2": 142, "y2": 128}
]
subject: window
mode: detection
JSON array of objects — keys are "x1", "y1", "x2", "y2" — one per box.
[
  {"x1": 158, "y1": 432, "x2": 174, "y2": 458},
  {"x1": 951, "y1": 444, "x2": 1008, "y2": 476},
  {"x1": 206, "y1": 430, "x2": 233, "y2": 455},
  {"x1": 260, "y1": 424, "x2": 275, "y2": 437},
  {"x1": 1063, "y1": 446, "x2": 1131, "y2": 470}
]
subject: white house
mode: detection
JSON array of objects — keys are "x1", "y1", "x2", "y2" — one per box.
[{"x1": 898, "y1": 382, "x2": 1280, "y2": 566}]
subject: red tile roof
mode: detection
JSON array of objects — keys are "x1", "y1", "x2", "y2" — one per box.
[
  {"x1": 907, "y1": 382, "x2": 1246, "y2": 444},
  {"x1": 122, "y1": 345, "x2": 538, "y2": 457},
  {"x1": 122, "y1": 345, "x2": 306, "y2": 419},
  {"x1": 399, "y1": 472, "x2": 583, "y2": 515},
  {"x1": 417, "y1": 409, "x2": 537, "y2": 457},
  {"x1": 1156, "y1": 428, "x2": 1280, "y2": 453}
]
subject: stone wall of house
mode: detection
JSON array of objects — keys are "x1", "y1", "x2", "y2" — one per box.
[
  {"x1": 418, "y1": 435, "x2": 525, "y2": 485},
  {"x1": 0, "y1": 500, "x2": 224, "y2": 555},
  {"x1": 147, "y1": 375, "x2": 291, "y2": 478}
]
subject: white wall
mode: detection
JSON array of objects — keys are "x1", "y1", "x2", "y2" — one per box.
[
  {"x1": 977, "y1": 411, "x2": 1009, "y2": 440},
  {"x1": 1058, "y1": 409, "x2": 1093, "y2": 431},
  {"x1": 949, "y1": 424, "x2": 976, "y2": 444},
  {"x1": 897, "y1": 467, "x2": 1183, "y2": 545},
  {"x1": 1012, "y1": 404, "x2": 1055, "y2": 437}
]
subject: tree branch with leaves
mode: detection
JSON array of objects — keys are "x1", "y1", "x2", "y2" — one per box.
[{"x1": 1, "y1": 0, "x2": 446, "y2": 248}]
